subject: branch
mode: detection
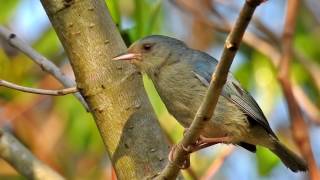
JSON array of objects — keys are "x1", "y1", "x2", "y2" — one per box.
[
  {"x1": 156, "y1": 0, "x2": 263, "y2": 179},
  {"x1": 162, "y1": 124, "x2": 198, "y2": 180},
  {"x1": 278, "y1": 0, "x2": 320, "y2": 179},
  {"x1": 0, "y1": 26, "x2": 89, "y2": 111},
  {"x1": 0, "y1": 79, "x2": 77, "y2": 96},
  {"x1": 201, "y1": 146, "x2": 235, "y2": 180},
  {"x1": 0, "y1": 129, "x2": 64, "y2": 180},
  {"x1": 251, "y1": 17, "x2": 281, "y2": 47},
  {"x1": 293, "y1": 85, "x2": 320, "y2": 125},
  {"x1": 294, "y1": 49, "x2": 320, "y2": 92}
]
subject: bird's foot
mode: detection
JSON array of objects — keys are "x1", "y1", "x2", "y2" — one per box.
[
  {"x1": 168, "y1": 144, "x2": 190, "y2": 169},
  {"x1": 168, "y1": 129, "x2": 231, "y2": 169},
  {"x1": 182, "y1": 135, "x2": 231, "y2": 153}
]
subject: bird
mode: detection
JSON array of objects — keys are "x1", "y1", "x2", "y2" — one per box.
[{"x1": 113, "y1": 35, "x2": 307, "y2": 172}]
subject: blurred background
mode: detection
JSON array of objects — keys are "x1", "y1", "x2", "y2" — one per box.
[{"x1": 0, "y1": 0, "x2": 319, "y2": 179}]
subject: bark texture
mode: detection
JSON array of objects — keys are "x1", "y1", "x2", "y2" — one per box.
[{"x1": 40, "y1": 0, "x2": 170, "y2": 179}]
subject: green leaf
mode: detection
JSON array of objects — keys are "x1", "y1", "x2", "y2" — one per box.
[
  {"x1": 133, "y1": 0, "x2": 144, "y2": 38},
  {"x1": 145, "y1": 0, "x2": 162, "y2": 35},
  {"x1": 143, "y1": 74, "x2": 166, "y2": 116},
  {"x1": 55, "y1": 95, "x2": 102, "y2": 152},
  {"x1": 233, "y1": 60, "x2": 252, "y2": 90},
  {"x1": 105, "y1": 0, "x2": 120, "y2": 25},
  {"x1": 130, "y1": 0, "x2": 163, "y2": 41},
  {"x1": 295, "y1": 34, "x2": 320, "y2": 60},
  {"x1": 256, "y1": 147, "x2": 280, "y2": 176},
  {"x1": 143, "y1": 74, "x2": 184, "y2": 143}
]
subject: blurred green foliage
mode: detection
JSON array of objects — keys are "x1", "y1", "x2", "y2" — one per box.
[
  {"x1": 33, "y1": 28, "x2": 62, "y2": 59},
  {"x1": 105, "y1": 0, "x2": 121, "y2": 25},
  {"x1": 55, "y1": 95, "x2": 103, "y2": 152},
  {"x1": 0, "y1": 0, "x2": 20, "y2": 23},
  {"x1": 0, "y1": 0, "x2": 319, "y2": 179},
  {"x1": 256, "y1": 147, "x2": 280, "y2": 176}
]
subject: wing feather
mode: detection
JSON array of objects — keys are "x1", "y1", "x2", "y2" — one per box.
[{"x1": 191, "y1": 51, "x2": 277, "y2": 138}]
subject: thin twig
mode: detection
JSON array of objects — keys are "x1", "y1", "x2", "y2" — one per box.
[
  {"x1": 169, "y1": 0, "x2": 230, "y2": 33},
  {"x1": 156, "y1": 1, "x2": 263, "y2": 179},
  {"x1": 201, "y1": 146, "x2": 235, "y2": 180},
  {"x1": 169, "y1": 0, "x2": 281, "y2": 65},
  {"x1": 0, "y1": 26, "x2": 89, "y2": 111},
  {"x1": 161, "y1": 124, "x2": 199, "y2": 180},
  {"x1": 0, "y1": 79, "x2": 78, "y2": 96},
  {"x1": 252, "y1": 18, "x2": 281, "y2": 48},
  {"x1": 304, "y1": 0, "x2": 320, "y2": 24},
  {"x1": 293, "y1": 85, "x2": 320, "y2": 125},
  {"x1": 278, "y1": 0, "x2": 319, "y2": 179},
  {"x1": 0, "y1": 129, "x2": 65, "y2": 180},
  {"x1": 294, "y1": 49, "x2": 320, "y2": 92}
]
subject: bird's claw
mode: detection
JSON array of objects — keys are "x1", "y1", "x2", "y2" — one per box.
[
  {"x1": 182, "y1": 128, "x2": 231, "y2": 152},
  {"x1": 168, "y1": 144, "x2": 190, "y2": 169},
  {"x1": 168, "y1": 129, "x2": 231, "y2": 169}
]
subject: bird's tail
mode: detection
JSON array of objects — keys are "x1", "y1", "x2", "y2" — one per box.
[{"x1": 270, "y1": 140, "x2": 308, "y2": 172}]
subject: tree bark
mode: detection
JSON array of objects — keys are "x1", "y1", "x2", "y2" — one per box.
[{"x1": 40, "y1": 0, "x2": 170, "y2": 179}]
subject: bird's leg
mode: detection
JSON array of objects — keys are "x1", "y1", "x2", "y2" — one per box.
[
  {"x1": 182, "y1": 135, "x2": 231, "y2": 153},
  {"x1": 168, "y1": 129, "x2": 231, "y2": 169},
  {"x1": 198, "y1": 135, "x2": 232, "y2": 144},
  {"x1": 168, "y1": 144, "x2": 190, "y2": 169},
  {"x1": 167, "y1": 129, "x2": 192, "y2": 169}
]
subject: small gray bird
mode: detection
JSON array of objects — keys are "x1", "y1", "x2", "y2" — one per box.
[{"x1": 113, "y1": 35, "x2": 307, "y2": 172}]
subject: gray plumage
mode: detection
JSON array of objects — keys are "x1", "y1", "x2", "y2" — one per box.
[{"x1": 114, "y1": 35, "x2": 307, "y2": 172}]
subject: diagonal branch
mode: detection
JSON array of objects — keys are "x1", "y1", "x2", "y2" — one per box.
[
  {"x1": 0, "y1": 129, "x2": 64, "y2": 180},
  {"x1": 169, "y1": 0, "x2": 281, "y2": 65},
  {"x1": 294, "y1": 49, "x2": 320, "y2": 92},
  {"x1": 293, "y1": 85, "x2": 320, "y2": 125},
  {"x1": 0, "y1": 26, "x2": 89, "y2": 111},
  {"x1": 278, "y1": 0, "x2": 320, "y2": 179},
  {"x1": 0, "y1": 79, "x2": 77, "y2": 96},
  {"x1": 201, "y1": 146, "x2": 235, "y2": 180},
  {"x1": 156, "y1": 0, "x2": 264, "y2": 179}
]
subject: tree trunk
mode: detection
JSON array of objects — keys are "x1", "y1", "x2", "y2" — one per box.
[{"x1": 40, "y1": 0, "x2": 170, "y2": 179}]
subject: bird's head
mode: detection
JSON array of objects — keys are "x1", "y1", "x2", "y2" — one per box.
[{"x1": 113, "y1": 35, "x2": 188, "y2": 74}]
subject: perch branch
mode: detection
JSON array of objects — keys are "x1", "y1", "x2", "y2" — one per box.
[
  {"x1": 294, "y1": 49, "x2": 320, "y2": 92},
  {"x1": 293, "y1": 85, "x2": 320, "y2": 125},
  {"x1": 0, "y1": 79, "x2": 77, "y2": 96},
  {"x1": 0, "y1": 26, "x2": 89, "y2": 111},
  {"x1": 0, "y1": 129, "x2": 64, "y2": 180}
]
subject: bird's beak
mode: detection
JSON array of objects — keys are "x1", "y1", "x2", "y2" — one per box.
[{"x1": 112, "y1": 52, "x2": 141, "y2": 61}]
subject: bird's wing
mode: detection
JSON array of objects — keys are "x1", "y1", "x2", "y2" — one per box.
[{"x1": 191, "y1": 51, "x2": 277, "y2": 138}]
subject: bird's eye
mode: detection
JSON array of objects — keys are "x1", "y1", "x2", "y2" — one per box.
[{"x1": 142, "y1": 43, "x2": 153, "y2": 51}]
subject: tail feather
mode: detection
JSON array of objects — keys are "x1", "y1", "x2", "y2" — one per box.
[{"x1": 270, "y1": 141, "x2": 308, "y2": 172}]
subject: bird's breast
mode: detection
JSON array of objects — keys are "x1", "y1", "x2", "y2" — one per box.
[
  {"x1": 153, "y1": 64, "x2": 204, "y2": 126},
  {"x1": 151, "y1": 64, "x2": 250, "y2": 141}
]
